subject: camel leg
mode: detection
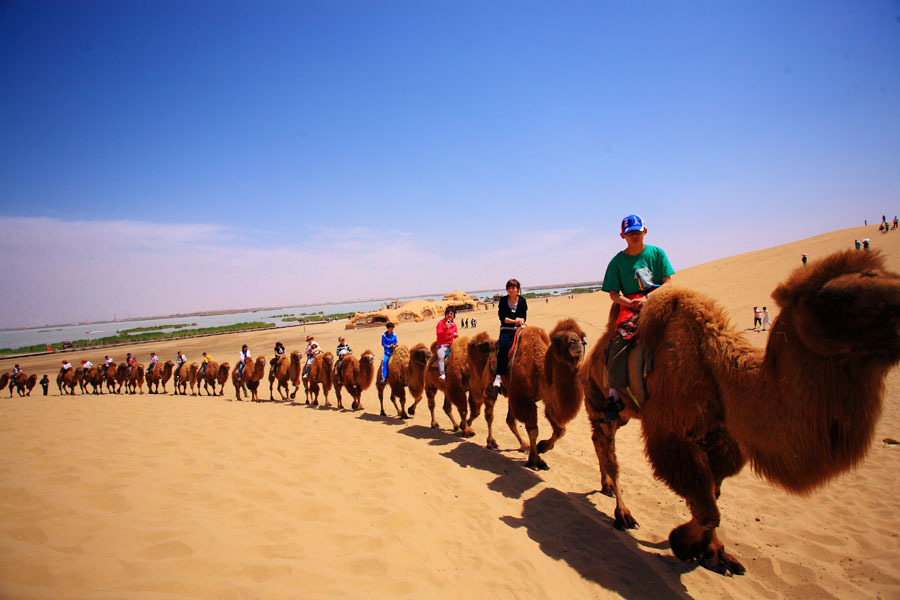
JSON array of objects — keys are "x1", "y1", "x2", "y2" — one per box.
[
  {"x1": 517, "y1": 399, "x2": 547, "y2": 471},
  {"x1": 323, "y1": 389, "x2": 332, "y2": 408},
  {"x1": 442, "y1": 394, "x2": 460, "y2": 431},
  {"x1": 391, "y1": 387, "x2": 409, "y2": 419},
  {"x1": 377, "y1": 382, "x2": 387, "y2": 416},
  {"x1": 456, "y1": 392, "x2": 473, "y2": 437},
  {"x1": 484, "y1": 394, "x2": 499, "y2": 450},
  {"x1": 589, "y1": 417, "x2": 638, "y2": 530},
  {"x1": 645, "y1": 431, "x2": 745, "y2": 575},
  {"x1": 536, "y1": 409, "x2": 567, "y2": 455},
  {"x1": 505, "y1": 404, "x2": 529, "y2": 453},
  {"x1": 466, "y1": 394, "x2": 482, "y2": 428},
  {"x1": 425, "y1": 388, "x2": 440, "y2": 429}
]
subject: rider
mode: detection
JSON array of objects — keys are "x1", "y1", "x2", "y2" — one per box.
[
  {"x1": 381, "y1": 323, "x2": 397, "y2": 381},
  {"x1": 236, "y1": 345, "x2": 250, "y2": 379},
  {"x1": 81, "y1": 359, "x2": 93, "y2": 370},
  {"x1": 103, "y1": 355, "x2": 113, "y2": 375},
  {"x1": 436, "y1": 307, "x2": 458, "y2": 380},
  {"x1": 147, "y1": 352, "x2": 158, "y2": 375},
  {"x1": 126, "y1": 352, "x2": 136, "y2": 375},
  {"x1": 61, "y1": 360, "x2": 72, "y2": 371},
  {"x1": 493, "y1": 279, "x2": 527, "y2": 388},
  {"x1": 200, "y1": 351, "x2": 213, "y2": 376},
  {"x1": 175, "y1": 351, "x2": 186, "y2": 380},
  {"x1": 302, "y1": 336, "x2": 316, "y2": 379},
  {"x1": 271, "y1": 342, "x2": 285, "y2": 371},
  {"x1": 335, "y1": 336, "x2": 352, "y2": 383}
]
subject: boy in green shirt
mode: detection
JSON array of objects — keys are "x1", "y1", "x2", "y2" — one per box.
[{"x1": 601, "y1": 214, "x2": 674, "y2": 420}]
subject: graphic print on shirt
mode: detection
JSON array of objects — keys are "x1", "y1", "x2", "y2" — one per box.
[{"x1": 634, "y1": 266, "x2": 658, "y2": 293}]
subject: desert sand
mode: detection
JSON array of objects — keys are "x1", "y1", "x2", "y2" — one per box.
[{"x1": 1, "y1": 225, "x2": 898, "y2": 599}]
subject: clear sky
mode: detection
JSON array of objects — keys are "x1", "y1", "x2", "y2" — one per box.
[{"x1": 1, "y1": 1, "x2": 898, "y2": 328}]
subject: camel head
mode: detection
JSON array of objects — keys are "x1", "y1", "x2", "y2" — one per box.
[
  {"x1": 772, "y1": 250, "x2": 900, "y2": 362},
  {"x1": 322, "y1": 353, "x2": 335, "y2": 372},
  {"x1": 253, "y1": 357, "x2": 267, "y2": 377},
  {"x1": 290, "y1": 351, "x2": 302, "y2": 366},
  {"x1": 410, "y1": 343, "x2": 432, "y2": 367},
  {"x1": 468, "y1": 333, "x2": 495, "y2": 363},
  {"x1": 548, "y1": 319, "x2": 587, "y2": 367},
  {"x1": 360, "y1": 350, "x2": 376, "y2": 366}
]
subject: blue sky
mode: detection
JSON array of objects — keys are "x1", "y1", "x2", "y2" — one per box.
[{"x1": 1, "y1": 1, "x2": 898, "y2": 328}]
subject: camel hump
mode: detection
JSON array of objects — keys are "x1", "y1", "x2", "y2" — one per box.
[{"x1": 639, "y1": 286, "x2": 731, "y2": 352}]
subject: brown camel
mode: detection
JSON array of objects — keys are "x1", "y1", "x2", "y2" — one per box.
[
  {"x1": 333, "y1": 350, "x2": 376, "y2": 410},
  {"x1": 302, "y1": 352, "x2": 335, "y2": 406},
  {"x1": 10, "y1": 372, "x2": 35, "y2": 397},
  {"x1": 581, "y1": 250, "x2": 900, "y2": 576},
  {"x1": 375, "y1": 344, "x2": 430, "y2": 418},
  {"x1": 23, "y1": 374, "x2": 37, "y2": 396},
  {"x1": 174, "y1": 363, "x2": 198, "y2": 396},
  {"x1": 57, "y1": 367, "x2": 84, "y2": 395},
  {"x1": 125, "y1": 364, "x2": 145, "y2": 395},
  {"x1": 0, "y1": 373, "x2": 9, "y2": 394},
  {"x1": 146, "y1": 361, "x2": 174, "y2": 394},
  {"x1": 417, "y1": 337, "x2": 480, "y2": 434},
  {"x1": 114, "y1": 364, "x2": 129, "y2": 393},
  {"x1": 466, "y1": 332, "x2": 500, "y2": 447},
  {"x1": 103, "y1": 363, "x2": 118, "y2": 393},
  {"x1": 232, "y1": 356, "x2": 266, "y2": 402},
  {"x1": 269, "y1": 352, "x2": 300, "y2": 401},
  {"x1": 79, "y1": 367, "x2": 103, "y2": 394},
  {"x1": 199, "y1": 361, "x2": 230, "y2": 396},
  {"x1": 488, "y1": 319, "x2": 586, "y2": 471}
]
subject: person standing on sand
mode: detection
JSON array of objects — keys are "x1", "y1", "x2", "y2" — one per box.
[
  {"x1": 802, "y1": 253, "x2": 808, "y2": 266},
  {"x1": 381, "y1": 323, "x2": 397, "y2": 380},
  {"x1": 39, "y1": 374, "x2": 49, "y2": 395},
  {"x1": 762, "y1": 307, "x2": 772, "y2": 331},
  {"x1": 493, "y1": 278, "x2": 528, "y2": 388},
  {"x1": 753, "y1": 306, "x2": 762, "y2": 330},
  {"x1": 436, "y1": 307, "x2": 459, "y2": 380},
  {"x1": 600, "y1": 214, "x2": 674, "y2": 420}
]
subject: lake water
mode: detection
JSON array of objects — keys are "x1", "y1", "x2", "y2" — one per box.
[{"x1": 1, "y1": 285, "x2": 597, "y2": 351}]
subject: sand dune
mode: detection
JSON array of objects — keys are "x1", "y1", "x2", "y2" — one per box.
[{"x1": 1, "y1": 225, "x2": 899, "y2": 599}]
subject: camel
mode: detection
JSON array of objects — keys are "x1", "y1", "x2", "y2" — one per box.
[
  {"x1": 103, "y1": 363, "x2": 118, "y2": 393},
  {"x1": 375, "y1": 344, "x2": 430, "y2": 418},
  {"x1": 333, "y1": 350, "x2": 376, "y2": 410},
  {"x1": 174, "y1": 363, "x2": 198, "y2": 396},
  {"x1": 488, "y1": 319, "x2": 586, "y2": 471},
  {"x1": 302, "y1": 352, "x2": 335, "y2": 406},
  {"x1": 580, "y1": 250, "x2": 900, "y2": 576},
  {"x1": 10, "y1": 372, "x2": 35, "y2": 397},
  {"x1": 0, "y1": 373, "x2": 9, "y2": 395},
  {"x1": 199, "y1": 361, "x2": 230, "y2": 396},
  {"x1": 269, "y1": 353, "x2": 300, "y2": 401},
  {"x1": 417, "y1": 337, "x2": 482, "y2": 435},
  {"x1": 125, "y1": 364, "x2": 145, "y2": 395},
  {"x1": 114, "y1": 364, "x2": 129, "y2": 393},
  {"x1": 466, "y1": 332, "x2": 500, "y2": 447},
  {"x1": 57, "y1": 367, "x2": 84, "y2": 395},
  {"x1": 232, "y1": 356, "x2": 266, "y2": 402},
  {"x1": 146, "y1": 360, "x2": 174, "y2": 394},
  {"x1": 80, "y1": 367, "x2": 103, "y2": 394},
  {"x1": 22, "y1": 374, "x2": 37, "y2": 396}
]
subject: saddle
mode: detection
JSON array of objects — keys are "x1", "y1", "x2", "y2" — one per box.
[
  {"x1": 598, "y1": 343, "x2": 652, "y2": 417},
  {"x1": 487, "y1": 328, "x2": 525, "y2": 376}
]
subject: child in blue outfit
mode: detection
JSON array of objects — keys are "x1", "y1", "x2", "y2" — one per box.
[{"x1": 381, "y1": 322, "x2": 397, "y2": 380}]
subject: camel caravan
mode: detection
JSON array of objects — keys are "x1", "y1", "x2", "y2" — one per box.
[{"x1": 3, "y1": 249, "x2": 899, "y2": 577}]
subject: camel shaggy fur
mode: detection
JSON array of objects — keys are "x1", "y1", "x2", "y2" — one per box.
[
  {"x1": 333, "y1": 350, "x2": 376, "y2": 410},
  {"x1": 147, "y1": 361, "x2": 174, "y2": 394},
  {"x1": 198, "y1": 361, "x2": 229, "y2": 396},
  {"x1": 0, "y1": 373, "x2": 9, "y2": 395},
  {"x1": 57, "y1": 367, "x2": 84, "y2": 396},
  {"x1": 376, "y1": 344, "x2": 430, "y2": 418},
  {"x1": 582, "y1": 250, "x2": 900, "y2": 576},
  {"x1": 302, "y1": 352, "x2": 334, "y2": 406},
  {"x1": 125, "y1": 364, "x2": 145, "y2": 395},
  {"x1": 232, "y1": 356, "x2": 266, "y2": 402},
  {"x1": 80, "y1": 367, "x2": 103, "y2": 395},
  {"x1": 269, "y1": 352, "x2": 300, "y2": 402},
  {"x1": 174, "y1": 363, "x2": 198, "y2": 396},
  {"x1": 492, "y1": 319, "x2": 586, "y2": 471},
  {"x1": 10, "y1": 372, "x2": 35, "y2": 397}
]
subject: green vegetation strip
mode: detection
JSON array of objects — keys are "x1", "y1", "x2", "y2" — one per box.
[
  {"x1": 117, "y1": 322, "x2": 197, "y2": 335},
  {"x1": 282, "y1": 312, "x2": 354, "y2": 323},
  {"x1": 0, "y1": 321, "x2": 275, "y2": 355}
]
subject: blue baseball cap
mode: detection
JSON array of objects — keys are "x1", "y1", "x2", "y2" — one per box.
[{"x1": 621, "y1": 214, "x2": 644, "y2": 234}]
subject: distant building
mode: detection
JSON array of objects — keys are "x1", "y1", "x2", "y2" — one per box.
[{"x1": 345, "y1": 291, "x2": 488, "y2": 329}]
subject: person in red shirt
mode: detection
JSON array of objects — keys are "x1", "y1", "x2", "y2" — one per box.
[{"x1": 435, "y1": 307, "x2": 459, "y2": 380}]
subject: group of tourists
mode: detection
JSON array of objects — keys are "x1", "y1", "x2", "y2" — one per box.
[{"x1": 752, "y1": 306, "x2": 772, "y2": 331}]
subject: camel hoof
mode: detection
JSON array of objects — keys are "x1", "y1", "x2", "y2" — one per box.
[
  {"x1": 486, "y1": 439, "x2": 499, "y2": 450},
  {"x1": 380, "y1": 410, "x2": 386, "y2": 417},
  {"x1": 408, "y1": 406, "x2": 416, "y2": 416},
  {"x1": 700, "y1": 548, "x2": 745, "y2": 577},
  {"x1": 614, "y1": 509, "x2": 639, "y2": 531},
  {"x1": 461, "y1": 429, "x2": 475, "y2": 438},
  {"x1": 599, "y1": 483, "x2": 615, "y2": 498},
  {"x1": 669, "y1": 522, "x2": 744, "y2": 575},
  {"x1": 536, "y1": 439, "x2": 552, "y2": 454},
  {"x1": 525, "y1": 456, "x2": 549, "y2": 471},
  {"x1": 400, "y1": 413, "x2": 410, "y2": 420}
]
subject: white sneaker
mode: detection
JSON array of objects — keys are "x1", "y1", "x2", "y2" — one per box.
[
  {"x1": 493, "y1": 374, "x2": 502, "y2": 387},
  {"x1": 439, "y1": 373, "x2": 446, "y2": 380}
]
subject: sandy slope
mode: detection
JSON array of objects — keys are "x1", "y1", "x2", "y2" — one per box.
[{"x1": 1, "y1": 225, "x2": 898, "y2": 599}]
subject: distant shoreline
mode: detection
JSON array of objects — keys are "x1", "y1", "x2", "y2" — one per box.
[{"x1": 1, "y1": 280, "x2": 604, "y2": 332}]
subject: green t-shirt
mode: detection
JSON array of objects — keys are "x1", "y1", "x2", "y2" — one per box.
[{"x1": 601, "y1": 245, "x2": 675, "y2": 296}]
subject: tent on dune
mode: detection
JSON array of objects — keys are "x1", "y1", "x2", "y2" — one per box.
[{"x1": 345, "y1": 291, "x2": 488, "y2": 329}]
